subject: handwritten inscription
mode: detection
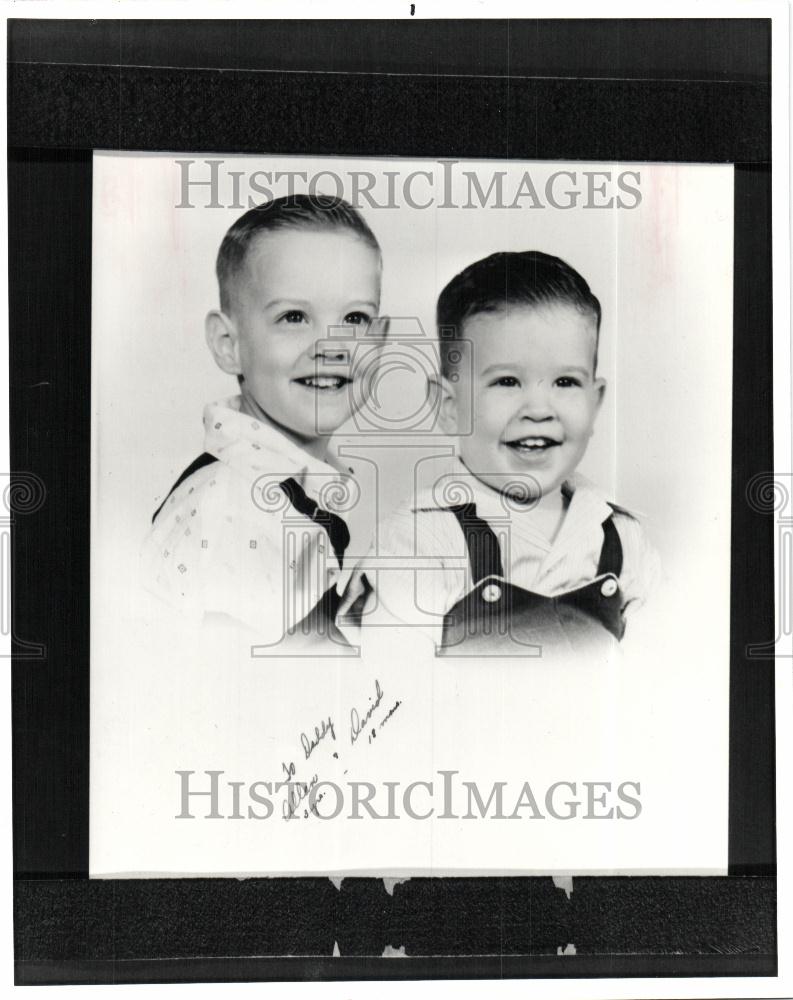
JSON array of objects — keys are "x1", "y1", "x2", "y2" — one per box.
[
  {"x1": 276, "y1": 683, "x2": 404, "y2": 821},
  {"x1": 380, "y1": 699, "x2": 402, "y2": 729},
  {"x1": 281, "y1": 771, "x2": 320, "y2": 820},
  {"x1": 350, "y1": 679, "x2": 384, "y2": 745},
  {"x1": 301, "y1": 715, "x2": 336, "y2": 760}
]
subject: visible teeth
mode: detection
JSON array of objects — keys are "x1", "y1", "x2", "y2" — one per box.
[
  {"x1": 300, "y1": 376, "x2": 345, "y2": 389},
  {"x1": 510, "y1": 437, "x2": 555, "y2": 447}
]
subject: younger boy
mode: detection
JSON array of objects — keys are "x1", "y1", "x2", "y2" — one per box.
[
  {"x1": 142, "y1": 194, "x2": 384, "y2": 649},
  {"x1": 371, "y1": 251, "x2": 660, "y2": 657}
]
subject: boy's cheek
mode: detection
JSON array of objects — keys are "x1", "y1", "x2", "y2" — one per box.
[{"x1": 472, "y1": 399, "x2": 509, "y2": 432}]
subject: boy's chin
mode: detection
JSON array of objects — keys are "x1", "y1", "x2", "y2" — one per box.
[
  {"x1": 294, "y1": 421, "x2": 349, "y2": 442},
  {"x1": 302, "y1": 412, "x2": 355, "y2": 436},
  {"x1": 473, "y1": 469, "x2": 568, "y2": 507},
  {"x1": 291, "y1": 403, "x2": 356, "y2": 435},
  {"x1": 467, "y1": 471, "x2": 540, "y2": 504}
]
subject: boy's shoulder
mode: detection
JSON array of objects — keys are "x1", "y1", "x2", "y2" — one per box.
[
  {"x1": 141, "y1": 449, "x2": 288, "y2": 608},
  {"x1": 375, "y1": 483, "x2": 466, "y2": 560},
  {"x1": 564, "y1": 477, "x2": 654, "y2": 560},
  {"x1": 150, "y1": 452, "x2": 221, "y2": 525},
  {"x1": 573, "y1": 480, "x2": 660, "y2": 595},
  {"x1": 564, "y1": 474, "x2": 643, "y2": 521},
  {"x1": 146, "y1": 454, "x2": 246, "y2": 548}
]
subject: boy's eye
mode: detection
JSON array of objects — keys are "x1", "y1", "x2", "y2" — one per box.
[
  {"x1": 489, "y1": 376, "x2": 520, "y2": 388},
  {"x1": 555, "y1": 376, "x2": 583, "y2": 388},
  {"x1": 343, "y1": 311, "x2": 371, "y2": 327},
  {"x1": 279, "y1": 310, "x2": 308, "y2": 324}
]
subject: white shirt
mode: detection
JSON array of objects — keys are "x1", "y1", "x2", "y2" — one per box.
[
  {"x1": 366, "y1": 461, "x2": 661, "y2": 648},
  {"x1": 141, "y1": 396, "x2": 359, "y2": 642}
]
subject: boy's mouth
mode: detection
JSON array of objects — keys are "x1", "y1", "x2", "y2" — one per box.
[
  {"x1": 293, "y1": 375, "x2": 351, "y2": 391},
  {"x1": 504, "y1": 435, "x2": 561, "y2": 453}
]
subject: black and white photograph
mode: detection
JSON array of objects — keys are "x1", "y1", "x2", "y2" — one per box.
[
  {"x1": 90, "y1": 154, "x2": 733, "y2": 877},
  {"x1": 6, "y1": 8, "x2": 787, "y2": 992}
]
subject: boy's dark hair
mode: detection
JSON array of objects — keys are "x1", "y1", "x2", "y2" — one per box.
[
  {"x1": 437, "y1": 251, "x2": 602, "y2": 375},
  {"x1": 216, "y1": 193, "x2": 382, "y2": 314}
]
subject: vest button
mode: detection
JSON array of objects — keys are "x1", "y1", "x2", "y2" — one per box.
[
  {"x1": 481, "y1": 583, "x2": 502, "y2": 603},
  {"x1": 600, "y1": 577, "x2": 618, "y2": 597}
]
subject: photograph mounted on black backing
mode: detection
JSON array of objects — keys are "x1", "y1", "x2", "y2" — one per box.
[{"x1": 6, "y1": 8, "x2": 787, "y2": 993}]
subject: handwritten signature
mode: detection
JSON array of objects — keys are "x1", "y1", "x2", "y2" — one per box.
[
  {"x1": 300, "y1": 715, "x2": 336, "y2": 760},
  {"x1": 379, "y1": 699, "x2": 402, "y2": 729},
  {"x1": 280, "y1": 771, "x2": 321, "y2": 821},
  {"x1": 350, "y1": 678, "x2": 384, "y2": 745}
]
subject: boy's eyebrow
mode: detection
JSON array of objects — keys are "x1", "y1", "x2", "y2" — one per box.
[
  {"x1": 479, "y1": 363, "x2": 593, "y2": 377},
  {"x1": 265, "y1": 298, "x2": 312, "y2": 309},
  {"x1": 264, "y1": 298, "x2": 379, "y2": 310},
  {"x1": 555, "y1": 365, "x2": 592, "y2": 378},
  {"x1": 346, "y1": 300, "x2": 379, "y2": 310}
]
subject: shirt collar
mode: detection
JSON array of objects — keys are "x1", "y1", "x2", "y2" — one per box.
[
  {"x1": 203, "y1": 395, "x2": 350, "y2": 500},
  {"x1": 419, "y1": 457, "x2": 629, "y2": 527}
]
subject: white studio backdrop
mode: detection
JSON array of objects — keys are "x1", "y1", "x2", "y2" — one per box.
[{"x1": 90, "y1": 153, "x2": 733, "y2": 876}]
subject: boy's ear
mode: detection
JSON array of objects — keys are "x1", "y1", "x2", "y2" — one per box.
[
  {"x1": 594, "y1": 376, "x2": 607, "y2": 408},
  {"x1": 205, "y1": 310, "x2": 242, "y2": 377},
  {"x1": 428, "y1": 372, "x2": 459, "y2": 434},
  {"x1": 590, "y1": 377, "x2": 607, "y2": 436}
]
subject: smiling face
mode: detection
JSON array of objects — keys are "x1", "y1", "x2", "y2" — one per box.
[
  {"x1": 439, "y1": 303, "x2": 605, "y2": 501},
  {"x1": 206, "y1": 227, "x2": 382, "y2": 456}
]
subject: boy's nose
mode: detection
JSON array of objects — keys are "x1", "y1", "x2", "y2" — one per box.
[
  {"x1": 518, "y1": 384, "x2": 554, "y2": 420},
  {"x1": 314, "y1": 345, "x2": 351, "y2": 364}
]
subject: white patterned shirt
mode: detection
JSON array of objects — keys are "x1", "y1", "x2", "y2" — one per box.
[{"x1": 141, "y1": 396, "x2": 361, "y2": 642}]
